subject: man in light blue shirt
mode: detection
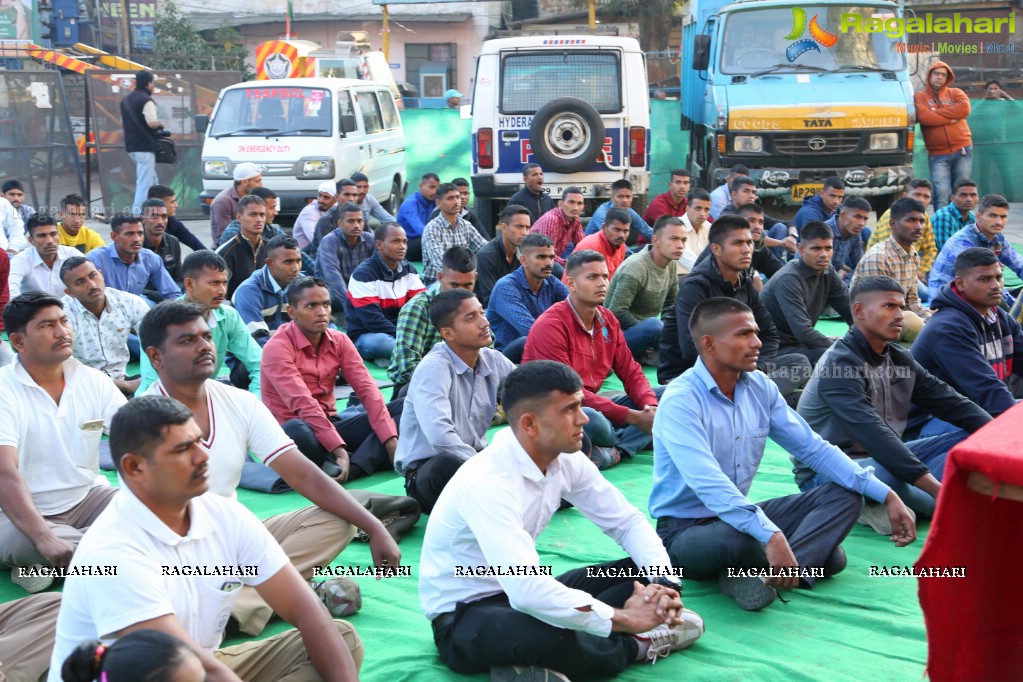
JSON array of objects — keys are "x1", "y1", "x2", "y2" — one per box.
[
  {"x1": 585, "y1": 179, "x2": 653, "y2": 242},
  {"x1": 86, "y1": 214, "x2": 180, "y2": 304},
  {"x1": 394, "y1": 289, "x2": 515, "y2": 514},
  {"x1": 649, "y1": 297, "x2": 916, "y2": 611}
]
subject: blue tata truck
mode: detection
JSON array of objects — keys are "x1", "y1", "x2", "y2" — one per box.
[{"x1": 681, "y1": 0, "x2": 916, "y2": 212}]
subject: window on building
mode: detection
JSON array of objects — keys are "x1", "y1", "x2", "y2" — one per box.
[{"x1": 405, "y1": 43, "x2": 457, "y2": 97}]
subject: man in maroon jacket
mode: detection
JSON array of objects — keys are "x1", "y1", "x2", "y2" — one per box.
[
  {"x1": 522, "y1": 249, "x2": 663, "y2": 469},
  {"x1": 643, "y1": 169, "x2": 691, "y2": 226}
]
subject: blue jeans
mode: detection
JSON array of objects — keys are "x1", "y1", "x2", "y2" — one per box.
[
  {"x1": 129, "y1": 151, "x2": 157, "y2": 213},
  {"x1": 622, "y1": 317, "x2": 663, "y2": 357},
  {"x1": 928, "y1": 145, "x2": 972, "y2": 210},
  {"x1": 582, "y1": 385, "x2": 666, "y2": 458},
  {"x1": 354, "y1": 332, "x2": 395, "y2": 361},
  {"x1": 799, "y1": 429, "x2": 969, "y2": 518},
  {"x1": 766, "y1": 223, "x2": 792, "y2": 260}
]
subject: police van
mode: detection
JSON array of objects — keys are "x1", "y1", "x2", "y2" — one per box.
[
  {"x1": 197, "y1": 77, "x2": 407, "y2": 219},
  {"x1": 469, "y1": 35, "x2": 651, "y2": 231}
]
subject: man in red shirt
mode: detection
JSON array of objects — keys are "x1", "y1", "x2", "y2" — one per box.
[
  {"x1": 529, "y1": 187, "x2": 585, "y2": 276},
  {"x1": 566, "y1": 207, "x2": 630, "y2": 282},
  {"x1": 261, "y1": 276, "x2": 403, "y2": 481},
  {"x1": 523, "y1": 250, "x2": 664, "y2": 469},
  {"x1": 643, "y1": 169, "x2": 691, "y2": 226}
]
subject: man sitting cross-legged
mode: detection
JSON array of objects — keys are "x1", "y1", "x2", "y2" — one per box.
[
  {"x1": 420, "y1": 361, "x2": 704, "y2": 680},
  {"x1": 394, "y1": 289, "x2": 514, "y2": 514},
  {"x1": 139, "y1": 301, "x2": 401, "y2": 636},
  {"x1": 261, "y1": 277, "x2": 404, "y2": 481},
  {"x1": 523, "y1": 250, "x2": 664, "y2": 468},
  {"x1": 0, "y1": 292, "x2": 127, "y2": 593},
  {"x1": 651, "y1": 297, "x2": 917, "y2": 611},
  {"x1": 48, "y1": 395, "x2": 364, "y2": 682}
]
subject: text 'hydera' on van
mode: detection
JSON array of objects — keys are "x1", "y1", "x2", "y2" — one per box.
[
  {"x1": 196, "y1": 77, "x2": 407, "y2": 220},
  {"x1": 469, "y1": 36, "x2": 651, "y2": 233}
]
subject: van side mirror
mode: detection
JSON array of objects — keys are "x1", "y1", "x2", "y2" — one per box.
[
  {"x1": 459, "y1": 103, "x2": 472, "y2": 120},
  {"x1": 339, "y1": 114, "x2": 357, "y2": 135},
  {"x1": 693, "y1": 35, "x2": 711, "y2": 71},
  {"x1": 195, "y1": 114, "x2": 209, "y2": 134}
]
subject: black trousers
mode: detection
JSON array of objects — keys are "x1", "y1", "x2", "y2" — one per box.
[
  {"x1": 283, "y1": 398, "x2": 403, "y2": 478},
  {"x1": 433, "y1": 558, "x2": 643, "y2": 677},
  {"x1": 404, "y1": 453, "x2": 464, "y2": 515},
  {"x1": 406, "y1": 236, "x2": 422, "y2": 262}
]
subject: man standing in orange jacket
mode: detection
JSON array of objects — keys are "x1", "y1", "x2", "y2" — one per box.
[{"x1": 914, "y1": 61, "x2": 972, "y2": 210}]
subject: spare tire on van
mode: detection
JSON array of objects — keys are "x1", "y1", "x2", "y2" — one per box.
[{"x1": 528, "y1": 97, "x2": 605, "y2": 174}]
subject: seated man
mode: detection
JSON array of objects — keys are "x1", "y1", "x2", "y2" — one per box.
[
  {"x1": 295, "y1": 180, "x2": 337, "y2": 250},
  {"x1": 388, "y1": 246, "x2": 478, "y2": 399},
  {"x1": 87, "y1": 214, "x2": 180, "y2": 304},
  {"x1": 48, "y1": 395, "x2": 365, "y2": 682},
  {"x1": 708, "y1": 164, "x2": 747, "y2": 219},
  {"x1": 586, "y1": 179, "x2": 654, "y2": 243},
  {"x1": 262, "y1": 277, "x2": 403, "y2": 480},
  {"x1": 210, "y1": 162, "x2": 262, "y2": 247},
  {"x1": 345, "y1": 223, "x2": 426, "y2": 366},
  {"x1": 678, "y1": 190, "x2": 711, "y2": 278},
  {"x1": 697, "y1": 204, "x2": 784, "y2": 286},
  {"x1": 928, "y1": 194, "x2": 1023, "y2": 306},
  {"x1": 792, "y1": 176, "x2": 845, "y2": 230},
  {"x1": 508, "y1": 163, "x2": 556, "y2": 225},
  {"x1": 0, "y1": 292, "x2": 126, "y2": 592},
  {"x1": 852, "y1": 198, "x2": 932, "y2": 342},
  {"x1": 138, "y1": 251, "x2": 262, "y2": 396},
  {"x1": 315, "y1": 201, "x2": 377, "y2": 314},
  {"x1": 352, "y1": 172, "x2": 396, "y2": 228},
  {"x1": 642, "y1": 169, "x2": 690, "y2": 226},
  {"x1": 530, "y1": 187, "x2": 586, "y2": 271},
  {"x1": 659, "y1": 215, "x2": 811, "y2": 399},
  {"x1": 141, "y1": 301, "x2": 402, "y2": 633},
  {"x1": 308, "y1": 180, "x2": 361, "y2": 256},
  {"x1": 2, "y1": 179, "x2": 35, "y2": 226},
  {"x1": 761, "y1": 221, "x2": 854, "y2": 364},
  {"x1": 61, "y1": 256, "x2": 149, "y2": 396},
  {"x1": 426, "y1": 177, "x2": 485, "y2": 236},
  {"x1": 474, "y1": 204, "x2": 529, "y2": 308},
  {"x1": 930, "y1": 178, "x2": 978, "y2": 250},
  {"x1": 141, "y1": 198, "x2": 183, "y2": 286},
  {"x1": 421, "y1": 182, "x2": 487, "y2": 285},
  {"x1": 569, "y1": 207, "x2": 630, "y2": 281},
  {"x1": 651, "y1": 297, "x2": 916, "y2": 611},
  {"x1": 395, "y1": 289, "x2": 513, "y2": 513},
  {"x1": 233, "y1": 235, "x2": 304, "y2": 346},
  {"x1": 147, "y1": 184, "x2": 207, "y2": 251},
  {"x1": 868, "y1": 179, "x2": 937, "y2": 288},
  {"x1": 487, "y1": 233, "x2": 569, "y2": 363},
  {"x1": 824, "y1": 197, "x2": 871, "y2": 285},
  {"x1": 795, "y1": 275, "x2": 992, "y2": 527},
  {"x1": 10, "y1": 215, "x2": 81, "y2": 298},
  {"x1": 605, "y1": 215, "x2": 686, "y2": 361},
  {"x1": 220, "y1": 187, "x2": 316, "y2": 276},
  {"x1": 421, "y1": 360, "x2": 703, "y2": 679},
  {"x1": 215, "y1": 195, "x2": 270, "y2": 300},
  {"x1": 912, "y1": 248, "x2": 1023, "y2": 427},
  {"x1": 56, "y1": 194, "x2": 104, "y2": 254},
  {"x1": 718, "y1": 176, "x2": 794, "y2": 257},
  {"x1": 524, "y1": 250, "x2": 664, "y2": 468},
  {"x1": 395, "y1": 172, "x2": 440, "y2": 262}
]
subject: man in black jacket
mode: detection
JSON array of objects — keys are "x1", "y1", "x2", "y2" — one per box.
[
  {"x1": 695, "y1": 203, "x2": 783, "y2": 285},
  {"x1": 658, "y1": 215, "x2": 811, "y2": 397},
  {"x1": 795, "y1": 275, "x2": 992, "y2": 532},
  {"x1": 120, "y1": 70, "x2": 162, "y2": 214},
  {"x1": 508, "y1": 163, "x2": 556, "y2": 225}
]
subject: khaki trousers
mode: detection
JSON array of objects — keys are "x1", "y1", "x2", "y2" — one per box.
[
  {"x1": 232, "y1": 506, "x2": 355, "y2": 635},
  {"x1": 0, "y1": 487, "x2": 118, "y2": 568},
  {"x1": 0, "y1": 592, "x2": 61, "y2": 682},
  {"x1": 215, "y1": 619, "x2": 363, "y2": 682},
  {"x1": 898, "y1": 310, "x2": 926, "y2": 344}
]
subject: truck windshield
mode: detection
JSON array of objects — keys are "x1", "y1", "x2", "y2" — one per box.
[
  {"x1": 209, "y1": 86, "x2": 333, "y2": 138},
  {"x1": 720, "y1": 6, "x2": 906, "y2": 75},
  {"x1": 500, "y1": 52, "x2": 622, "y2": 114}
]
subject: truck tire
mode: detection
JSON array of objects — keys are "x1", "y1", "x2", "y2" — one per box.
[
  {"x1": 474, "y1": 197, "x2": 501, "y2": 239},
  {"x1": 529, "y1": 97, "x2": 605, "y2": 174}
]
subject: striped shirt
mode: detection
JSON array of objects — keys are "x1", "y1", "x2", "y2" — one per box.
[
  {"x1": 530, "y1": 208, "x2": 584, "y2": 266},
  {"x1": 869, "y1": 209, "x2": 939, "y2": 277},
  {"x1": 345, "y1": 252, "x2": 426, "y2": 342},
  {"x1": 852, "y1": 236, "x2": 931, "y2": 318}
]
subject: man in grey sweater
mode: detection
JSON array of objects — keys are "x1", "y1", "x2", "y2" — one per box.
[{"x1": 761, "y1": 221, "x2": 853, "y2": 364}]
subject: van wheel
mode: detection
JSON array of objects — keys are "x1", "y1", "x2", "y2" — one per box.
[
  {"x1": 529, "y1": 97, "x2": 605, "y2": 174},
  {"x1": 386, "y1": 179, "x2": 403, "y2": 214}
]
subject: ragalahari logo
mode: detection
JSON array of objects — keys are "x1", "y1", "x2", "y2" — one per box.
[{"x1": 785, "y1": 7, "x2": 839, "y2": 62}]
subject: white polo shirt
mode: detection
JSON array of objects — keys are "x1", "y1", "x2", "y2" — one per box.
[
  {"x1": 144, "y1": 379, "x2": 294, "y2": 499},
  {"x1": 0, "y1": 357, "x2": 126, "y2": 515},
  {"x1": 48, "y1": 486, "x2": 290, "y2": 681},
  {"x1": 8, "y1": 244, "x2": 80, "y2": 298}
]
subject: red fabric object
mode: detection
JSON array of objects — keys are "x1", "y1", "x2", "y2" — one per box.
[
  {"x1": 565, "y1": 231, "x2": 626, "y2": 282},
  {"x1": 0, "y1": 249, "x2": 9, "y2": 331},
  {"x1": 916, "y1": 403, "x2": 1023, "y2": 681},
  {"x1": 530, "y1": 208, "x2": 584, "y2": 266},
  {"x1": 642, "y1": 191, "x2": 687, "y2": 226}
]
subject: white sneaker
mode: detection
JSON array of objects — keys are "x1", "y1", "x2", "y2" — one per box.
[
  {"x1": 637, "y1": 608, "x2": 705, "y2": 663},
  {"x1": 11, "y1": 564, "x2": 55, "y2": 593},
  {"x1": 858, "y1": 499, "x2": 916, "y2": 536}
]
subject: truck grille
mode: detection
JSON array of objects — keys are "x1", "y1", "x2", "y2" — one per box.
[{"x1": 773, "y1": 132, "x2": 861, "y2": 155}]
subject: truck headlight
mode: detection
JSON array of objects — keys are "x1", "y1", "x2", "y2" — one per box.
[
  {"x1": 733, "y1": 135, "x2": 763, "y2": 153},
  {"x1": 300, "y1": 159, "x2": 334, "y2": 178},
  {"x1": 203, "y1": 160, "x2": 231, "y2": 177},
  {"x1": 869, "y1": 133, "x2": 898, "y2": 151}
]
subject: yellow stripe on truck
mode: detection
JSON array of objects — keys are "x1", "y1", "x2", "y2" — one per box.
[{"x1": 730, "y1": 104, "x2": 907, "y2": 131}]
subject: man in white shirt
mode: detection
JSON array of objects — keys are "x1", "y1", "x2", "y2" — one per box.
[
  {"x1": 0, "y1": 292, "x2": 126, "y2": 592},
  {"x1": 61, "y1": 256, "x2": 149, "y2": 396},
  {"x1": 139, "y1": 300, "x2": 402, "y2": 636},
  {"x1": 48, "y1": 394, "x2": 363, "y2": 682},
  {"x1": 9, "y1": 215, "x2": 80, "y2": 298},
  {"x1": 420, "y1": 360, "x2": 704, "y2": 679},
  {"x1": 0, "y1": 195, "x2": 26, "y2": 254},
  {"x1": 294, "y1": 181, "x2": 337, "y2": 250},
  {"x1": 679, "y1": 190, "x2": 712, "y2": 279}
]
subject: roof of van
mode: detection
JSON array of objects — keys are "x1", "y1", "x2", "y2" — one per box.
[
  {"x1": 223, "y1": 77, "x2": 393, "y2": 90},
  {"x1": 479, "y1": 36, "x2": 641, "y2": 53}
]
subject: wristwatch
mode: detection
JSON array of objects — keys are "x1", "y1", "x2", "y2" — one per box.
[{"x1": 653, "y1": 575, "x2": 682, "y2": 592}]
